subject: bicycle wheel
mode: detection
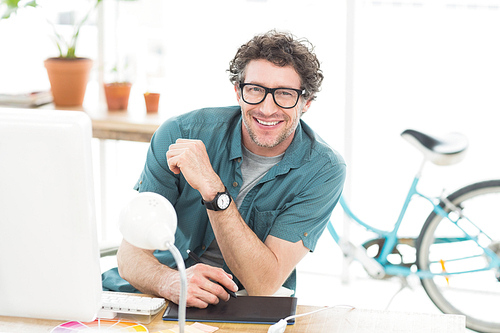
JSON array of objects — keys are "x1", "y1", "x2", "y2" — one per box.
[{"x1": 416, "y1": 180, "x2": 500, "y2": 333}]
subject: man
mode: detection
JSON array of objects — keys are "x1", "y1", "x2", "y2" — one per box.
[{"x1": 102, "y1": 30, "x2": 346, "y2": 309}]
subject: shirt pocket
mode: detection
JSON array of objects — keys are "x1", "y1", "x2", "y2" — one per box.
[{"x1": 248, "y1": 208, "x2": 278, "y2": 242}]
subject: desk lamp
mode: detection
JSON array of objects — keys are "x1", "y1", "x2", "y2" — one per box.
[{"x1": 119, "y1": 192, "x2": 186, "y2": 333}]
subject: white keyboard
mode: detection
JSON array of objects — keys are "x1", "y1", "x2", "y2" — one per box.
[{"x1": 98, "y1": 291, "x2": 166, "y2": 319}]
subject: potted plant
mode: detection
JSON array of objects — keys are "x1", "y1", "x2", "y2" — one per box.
[
  {"x1": 1, "y1": 0, "x2": 102, "y2": 107},
  {"x1": 143, "y1": 92, "x2": 160, "y2": 113},
  {"x1": 103, "y1": 63, "x2": 133, "y2": 111},
  {"x1": 104, "y1": 81, "x2": 132, "y2": 111}
]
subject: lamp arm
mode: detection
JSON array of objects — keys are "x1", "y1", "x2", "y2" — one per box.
[{"x1": 166, "y1": 242, "x2": 186, "y2": 333}]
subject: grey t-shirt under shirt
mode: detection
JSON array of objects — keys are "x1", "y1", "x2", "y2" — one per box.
[{"x1": 200, "y1": 145, "x2": 284, "y2": 268}]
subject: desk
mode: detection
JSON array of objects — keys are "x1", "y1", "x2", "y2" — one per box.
[
  {"x1": 0, "y1": 104, "x2": 163, "y2": 142},
  {"x1": 40, "y1": 106, "x2": 163, "y2": 142},
  {"x1": 88, "y1": 110, "x2": 161, "y2": 142},
  {"x1": 0, "y1": 304, "x2": 466, "y2": 333}
]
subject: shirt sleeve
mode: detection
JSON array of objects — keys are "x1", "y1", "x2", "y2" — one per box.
[
  {"x1": 133, "y1": 117, "x2": 182, "y2": 206},
  {"x1": 268, "y1": 159, "x2": 346, "y2": 251}
]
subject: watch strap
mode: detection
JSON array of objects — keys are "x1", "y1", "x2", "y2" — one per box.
[{"x1": 201, "y1": 187, "x2": 231, "y2": 211}]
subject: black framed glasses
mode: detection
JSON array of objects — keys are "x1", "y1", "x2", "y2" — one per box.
[{"x1": 239, "y1": 83, "x2": 305, "y2": 109}]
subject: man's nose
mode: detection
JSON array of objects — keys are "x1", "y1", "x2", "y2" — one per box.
[{"x1": 260, "y1": 92, "x2": 278, "y2": 114}]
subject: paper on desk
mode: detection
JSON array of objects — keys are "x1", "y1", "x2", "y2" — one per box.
[
  {"x1": 165, "y1": 326, "x2": 204, "y2": 333},
  {"x1": 191, "y1": 323, "x2": 219, "y2": 332},
  {"x1": 329, "y1": 308, "x2": 466, "y2": 333},
  {"x1": 156, "y1": 322, "x2": 218, "y2": 333}
]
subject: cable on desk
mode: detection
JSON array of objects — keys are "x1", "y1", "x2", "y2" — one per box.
[{"x1": 267, "y1": 304, "x2": 355, "y2": 333}]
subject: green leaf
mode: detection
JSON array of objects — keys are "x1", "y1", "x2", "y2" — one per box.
[
  {"x1": 1, "y1": 7, "x2": 15, "y2": 19},
  {"x1": 25, "y1": 0, "x2": 37, "y2": 8},
  {"x1": 1, "y1": 0, "x2": 20, "y2": 19},
  {"x1": 1, "y1": 0, "x2": 38, "y2": 20},
  {"x1": 3, "y1": 0, "x2": 21, "y2": 7},
  {"x1": 66, "y1": 47, "x2": 76, "y2": 59}
]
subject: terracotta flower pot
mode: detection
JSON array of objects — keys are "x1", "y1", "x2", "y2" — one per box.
[
  {"x1": 44, "y1": 58, "x2": 93, "y2": 107},
  {"x1": 144, "y1": 92, "x2": 160, "y2": 113},
  {"x1": 104, "y1": 82, "x2": 132, "y2": 111}
]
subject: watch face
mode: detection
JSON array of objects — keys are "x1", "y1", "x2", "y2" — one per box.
[{"x1": 217, "y1": 194, "x2": 231, "y2": 210}]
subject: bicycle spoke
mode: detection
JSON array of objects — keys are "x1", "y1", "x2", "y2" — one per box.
[{"x1": 417, "y1": 180, "x2": 500, "y2": 332}]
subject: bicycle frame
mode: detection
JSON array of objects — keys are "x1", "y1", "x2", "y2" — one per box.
[{"x1": 328, "y1": 164, "x2": 500, "y2": 279}]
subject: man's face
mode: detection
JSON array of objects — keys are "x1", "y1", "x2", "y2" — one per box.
[{"x1": 235, "y1": 59, "x2": 312, "y2": 157}]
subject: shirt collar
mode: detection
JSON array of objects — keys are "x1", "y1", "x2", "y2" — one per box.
[
  {"x1": 271, "y1": 120, "x2": 311, "y2": 175},
  {"x1": 229, "y1": 117, "x2": 244, "y2": 161}
]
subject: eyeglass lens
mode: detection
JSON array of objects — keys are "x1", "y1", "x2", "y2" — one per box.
[{"x1": 241, "y1": 84, "x2": 300, "y2": 108}]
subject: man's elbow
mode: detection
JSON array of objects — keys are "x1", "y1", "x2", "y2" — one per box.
[
  {"x1": 116, "y1": 249, "x2": 130, "y2": 282},
  {"x1": 115, "y1": 241, "x2": 138, "y2": 283},
  {"x1": 245, "y1": 277, "x2": 285, "y2": 296}
]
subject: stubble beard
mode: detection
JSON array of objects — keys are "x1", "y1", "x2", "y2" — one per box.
[{"x1": 242, "y1": 109, "x2": 302, "y2": 149}]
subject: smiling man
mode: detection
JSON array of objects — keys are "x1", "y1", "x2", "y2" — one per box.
[{"x1": 102, "y1": 30, "x2": 346, "y2": 309}]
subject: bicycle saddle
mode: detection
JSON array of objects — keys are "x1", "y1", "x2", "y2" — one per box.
[{"x1": 401, "y1": 129, "x2": 469, "y2": 166}]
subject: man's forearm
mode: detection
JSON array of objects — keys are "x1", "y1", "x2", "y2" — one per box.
[
  {"x1": 117, "y1": 240, "x2": 174, "y2": 297},
  {"x1": 117, "y1": 239, "x2": 239, "y2": 308},
  {"x1": 207, "y1": 203, "x2": 288, "y2": 295}
]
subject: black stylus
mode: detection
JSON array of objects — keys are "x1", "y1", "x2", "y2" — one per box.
[{"x1": 187, "y1": 249, "x2": 237, "y2": 298}]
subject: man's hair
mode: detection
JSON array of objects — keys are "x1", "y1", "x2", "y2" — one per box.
[{"x1": 228, "y1": 30, "x2": 324, "y2": 101}]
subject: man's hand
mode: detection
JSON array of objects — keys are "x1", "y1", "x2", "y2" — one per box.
[
  {"x1": 161, "y1": 263, "x2": 238, "y2": 308},
  {"x1": 117, "y1": 240, "x2": 238, "y2": 309},
  {"x1": 166, "y1": 139, "x2": 224, "y2": 201}
]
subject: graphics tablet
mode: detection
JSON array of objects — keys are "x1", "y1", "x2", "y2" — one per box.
[{"x1": 163, "y1": 296, "x2": 297, "y2": 325}]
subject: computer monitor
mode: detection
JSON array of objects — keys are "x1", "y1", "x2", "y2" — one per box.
[{"x1": 0, "y1": 108, "x2": 102, "y2": 321}]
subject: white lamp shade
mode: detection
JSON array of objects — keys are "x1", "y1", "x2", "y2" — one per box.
[{"x1": 119, "y1": 192, "x2": 177, "y2": 251}]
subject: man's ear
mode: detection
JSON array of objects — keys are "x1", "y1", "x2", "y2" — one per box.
[
  {"x1": 301, "y1": 98, "x2": 313, "y2": 115},
  {"x1": 234, "y1": 84, "x2": 241, "y2": 103}
]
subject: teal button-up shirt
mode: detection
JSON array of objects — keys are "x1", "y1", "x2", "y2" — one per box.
[{"x1": 102, "y1": 105, "x2": 345, "y2": 293}]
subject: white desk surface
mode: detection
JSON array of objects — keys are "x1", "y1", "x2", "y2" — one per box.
[{"x1": 0, "y1": 306, "x2": 466, "y2": 333}]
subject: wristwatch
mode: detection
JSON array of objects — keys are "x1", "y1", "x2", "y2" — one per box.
[{"x1": 201, "y1": 187, "x2": 232, "y2": 211}]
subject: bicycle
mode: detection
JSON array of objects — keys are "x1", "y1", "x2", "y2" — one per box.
[{"x1": 327, "y1": 129, "x2": 500, "y2": 333}]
